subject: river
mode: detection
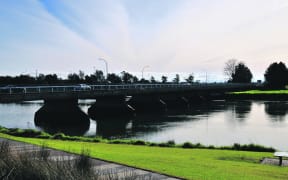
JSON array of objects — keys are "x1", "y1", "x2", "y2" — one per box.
[{"x1": 0, "y1": 100, "x2": 288, "y2": 150}]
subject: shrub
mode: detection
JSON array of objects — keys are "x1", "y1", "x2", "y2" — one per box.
[
  {"x1": 149, "y1": 143, "x2": 158, "y2": 147},
  {"x1": 182, "y1": 142, "x2": 194, "y2": 148},
  {"x1": 159, "y1": 140, "x2": 176, "y2": 147},
  {"x1": 132, "y1": 140, "x2": 146, "y2": 145},
  {"x1": 52, "y1": 133, "x2": 66, "y2": 140}
]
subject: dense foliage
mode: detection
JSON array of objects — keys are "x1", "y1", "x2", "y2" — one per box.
[
  {"x1": 0, "y1": 70, "x2": 195, "y2": 86},
  {"x1": 224, "y1": 60, "x2": 253, "y2": 83},
  {"x1": 264, "y1": 62, "x2": 288, "y2": 88},
  {"x1": 231, "y1": 63, "x2": 253, "y2": 83}
]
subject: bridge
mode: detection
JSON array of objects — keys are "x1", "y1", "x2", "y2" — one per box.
[
  {"x1": 0, "y1": 83, "x2": 257, "y2": 118},
  {"x1": 0, "y1": 83, "x2": 255, "y2": 102}
]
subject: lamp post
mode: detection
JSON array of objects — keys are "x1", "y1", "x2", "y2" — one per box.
[
  {"x1": 98, "y1": 58, "x2": 108, "y2": 78},
  {"x1": 141, "y1": 65, "x2": 149, "y2": 79}
]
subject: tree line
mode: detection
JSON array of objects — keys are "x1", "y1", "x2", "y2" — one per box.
[
  {"x1": 1, "y1": 60, "x2": 287, "y2": 89},
  {"x1": 0, "y1": 70, "x2": 194, "y2": 86},
  {"x1": 224, "y1": 59, "x2": 288, "y2": 89}
]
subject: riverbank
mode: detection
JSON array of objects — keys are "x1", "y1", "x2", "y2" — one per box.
[
  {"x1": 227, "y1": 90, "x2": 288, "y2": 100},
  {"x1": 1, "y1": 133, "x2": 287, "y2": 179},
  {"x1": 0, "y1": 126, "x2": 276, "y2": 152}
]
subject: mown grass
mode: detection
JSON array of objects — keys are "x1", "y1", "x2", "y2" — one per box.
[
  {"x1": 232, "y1": 90, "x2": 288, "y2": 94},
  {"x1": 1, "y1": 133, "x2": 287, "y2": 180}
]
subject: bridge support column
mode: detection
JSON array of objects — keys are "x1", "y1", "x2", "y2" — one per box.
[
  {"x1": 34, "y1": 99, "x2": 90, "y2": 136},
  {"x1": 88, "y1": 95, "x2": 135, "y2": 119},
  {"x1": 128, "y1": 95, "x2": 167, "y2": 114}
]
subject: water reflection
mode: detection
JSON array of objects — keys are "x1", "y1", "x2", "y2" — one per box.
[
  {"x1": 94, "y1": 117, "x2": 132, "y2": 138},
  {"x1": 34, "y1": 103, "x2": 90, "y2": 136},
  {"x1": 2, "y1": 100, "x2": 288, "y2": 150},
  {"x1": 130, "y1": 113, "x2": 190, "y2": 137},
  {"x1": 265, "y1": 101, "x2": 288, "y2": 122},
  {"x1": 230, "y1": 101, "x2": 252, "y2": 121},
  {"x1": 188, "y1": 100, "x2": 227, "y2": 115},
  {"x1": 223, "y1": 101, "x2": 252, "y2": 129}
]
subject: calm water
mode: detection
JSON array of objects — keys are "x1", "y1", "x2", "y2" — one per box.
[{"x1": 1, "y1": 100, "x2": 288, "y2": 150}]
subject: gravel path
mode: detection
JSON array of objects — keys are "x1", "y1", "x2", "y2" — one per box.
[
  {"x1": 261, "y1": 157, "x2": 288, "y2": 166},
  {"x1": 0, "y1": 137, "x2": 180, "y2": 180}
]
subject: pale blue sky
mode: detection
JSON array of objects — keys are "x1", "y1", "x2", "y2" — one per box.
[{"x1": 1, "y1": 0, "x2": 288, "y2": 81}]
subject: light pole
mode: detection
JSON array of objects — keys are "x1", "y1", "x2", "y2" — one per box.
[
  {"x1": 98, "y1": 58, "x2": 108, "y2": 78},
  {"x1": 141, "y1": 65, "x2": 149, "y2": 79}
]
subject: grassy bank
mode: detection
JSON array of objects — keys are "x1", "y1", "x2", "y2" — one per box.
[
  {"x1": 0, "y1": 126, "x2": 276, "y2": 152},
  {"x1": 232, "y1": 90, "x2": 288, "y2": 94},
  {"x1": 1, "y1": 133, "x2": 287, "y2": 180}
]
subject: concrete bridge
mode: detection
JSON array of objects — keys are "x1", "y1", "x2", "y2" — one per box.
[
  {"x1": 0, "y1": 83, "x2": 255, "y2": 103},
  {"x1": 0, "y1": 83, "x2": 257, "y2": 120}
]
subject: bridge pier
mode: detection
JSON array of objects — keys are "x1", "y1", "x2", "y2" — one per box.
[
  {"x1": 88, "y1": 96, "x2": 135, "y2": 119},
  {"x1": 128, "y1": 95, "x2": 167, "y2": 114},
  {"x1": 34, "y1": 99, "x2": 90, "y2": 136}
]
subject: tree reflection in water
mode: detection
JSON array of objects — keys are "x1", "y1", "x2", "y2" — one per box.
[
  {"x1": 232, "y1": 101, "x2": 252, "y2": 121},
  {"x1": 265, "y1": 101, "x2": 288, "y2": 122}
]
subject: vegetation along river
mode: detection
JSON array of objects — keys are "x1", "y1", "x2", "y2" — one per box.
[{"x1": 0, "y1": 100, "x2": 287, "y2": 150}]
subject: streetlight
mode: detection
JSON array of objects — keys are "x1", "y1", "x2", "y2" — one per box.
[
  {"x1": 98, "y1": 58, "x2": 108, "y2": 78},
  {"x1": 141, "y1": 65, "x2": 149, "y2": 79}
]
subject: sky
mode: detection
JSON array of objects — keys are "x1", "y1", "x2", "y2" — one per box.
[{"x1": 1, "y1": 0, "x2": 288, "y2": 82}]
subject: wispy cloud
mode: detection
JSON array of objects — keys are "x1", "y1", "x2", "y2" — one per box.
[{"x1": 1, "y1": 0, "x2": 288, "y2": 81}]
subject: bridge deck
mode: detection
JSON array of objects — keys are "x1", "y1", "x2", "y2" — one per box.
[{"x1": 0, "y1": 83, "x2": 256, "y2": 103}]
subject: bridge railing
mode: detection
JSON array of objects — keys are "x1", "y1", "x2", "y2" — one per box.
[{"x1": 0, "y1": 83, "x2": 255, "y2": 95}]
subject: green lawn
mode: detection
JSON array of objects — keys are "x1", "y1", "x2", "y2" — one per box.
[
  {"x1": 1, "y1": 133, "x2": 287, "y2": 179},
  {"x1": 232, "y1": 90, "x2": 288, "y2": 95}
]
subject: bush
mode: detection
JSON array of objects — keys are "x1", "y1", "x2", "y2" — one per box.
[
  {"x1": 182, "y1": 142, "x2": 194, "y2": 148},
  {"x1": 149, "y1": 143, "x2": 158, "y2": 147},
  {"x1": 132, "y1": 140, "x2": 146, "y2": 145},
  {"x1": 52, "y1": 133, "x2": 66, "y2": 140},
  {"x1": 159, "y1": 140, "x2": 176, "y2": 147}
]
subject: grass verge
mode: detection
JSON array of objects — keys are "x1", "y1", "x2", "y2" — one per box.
[
  {"x1": 0, "y1": 133, "x2": 287, "y2": 180},
  {"x1": 231, "y1": 90, "x2": 288, "y2": 95}
]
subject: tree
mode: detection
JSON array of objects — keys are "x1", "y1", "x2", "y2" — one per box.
[
  {"x1": 94, "y1": 70, "x2": 105, "y2": 83},
  {"x1": 78, "y1": 70, "x2": 85, "y2": 80},
  {"x1": 44, "y1": 74, "x2": 59, "y2": 84},
  {"x1": 264, "y1": 62, "x2": 288, "y2": 88},
  {"x1": 107, "y1": 73, "x2": 122, "y2": 84},
  {"x1": 121, "y1": 71, "x2": 135, "y2": 84},
  {"x1": 161, "y1": 76, "x2": 167, "y2": 83},
  {"x1": 231, "y1": 63, "x2": 253, "y2": 83},
  {"x1": 36, "y1": 74, "x2": 45, "y2": 83},
  {"x1": 150, "y1": 76, "x2": 156, "y2": 83},
  {"x1": 173, "y1": 74, "x2": 180, "y2": 83},
  {"x1": 185, "y1": 74, "x2": 194, "y2": 84},
  {"x1": 68, "y1": 73, "x2": 80, "y2": 83},
  {"x1": 224, "y1": 59, "x2": 237, "y2": 81}
]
